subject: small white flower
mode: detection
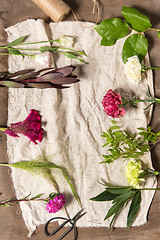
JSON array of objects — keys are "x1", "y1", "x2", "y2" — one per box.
[
  {"x1": 34, "y1": 51, "x2": 52, "y2": 68},
  {"x1": 124, "y1": 55, "x2": 142, "y2": 84},
  {"x1": 58, "y1": 36, "x2": 74, "y2": 48}
]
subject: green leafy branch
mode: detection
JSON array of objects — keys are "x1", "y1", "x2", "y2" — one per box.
[
  {"x1": 0, "y1": 192, "x2": 44, "y2": 207},
  {"x1": 101, "y1": 120, "x2": 160, "y2": 164},
  {"x1": 90, "y1": 183, "x2": 160, "y2": 229},
  {"x1": 0, "y1": 157, "x2": 81, "y2": 208},
  {"x1": 0, "y1": 35, "x2": 87, "y2": 63},
  {"x1": 121, "y1": 85, "x2": 160, "y2": 110},
  {"x1": 95, "y1": 6, "x2": 159, "y2": 63}
]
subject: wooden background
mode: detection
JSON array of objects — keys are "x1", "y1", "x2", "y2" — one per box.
[{"x1": 0, "y1": 0, "x2": 160, "y2": 239}]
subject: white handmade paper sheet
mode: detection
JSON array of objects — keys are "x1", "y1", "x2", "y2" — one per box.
[{"x1": 5, "y1": 19, "x2": 156, "y2": 236}]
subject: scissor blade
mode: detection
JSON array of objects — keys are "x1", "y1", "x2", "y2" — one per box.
[{"x1": 72, "y1": 209, "x2": 87, "y2": 222}]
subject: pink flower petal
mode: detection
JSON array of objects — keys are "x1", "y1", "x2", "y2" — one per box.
[{"x1": 5, "y1": 109, "x2": 43, "y2": 144}]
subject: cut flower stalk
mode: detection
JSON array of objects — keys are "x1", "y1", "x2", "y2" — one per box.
[
  {"x1": 0, "y1": 159, "x2": 81, "y2": 208},
  {"x1": 0, "y1": 192, "x2": 66, "y2": 214},
  {"x1": 0, "y1": 66, "x2": 80, "y2": 89},
  {"x1": 90, "y1": 182, "x2": 160, "y2": 229},
  {"x1": 0, "y1": 35, "x2": 87, "y2": 63}
]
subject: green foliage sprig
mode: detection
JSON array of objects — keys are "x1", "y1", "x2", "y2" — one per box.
[
  {"x1": 95, "y1": 6, "x2": 160, "y2": 63},
  {"x1": 90, "y1": 183, "x2": 160, "y2": 229},
  {"x1": 0, "y1": 35, "x2": 87, "y2": 63},
  {"x1": 101, "y1": 120, "x2": 160, "y2": 164}
]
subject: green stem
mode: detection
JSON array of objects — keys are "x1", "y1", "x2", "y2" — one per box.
[
  {"x1": 8, "y1": 47, "x2": 40, "y2": 52},
  {"x1": 143, "y1": 67, "x2": 160, "y2": 70},
  {"x1": 137, "y1": 188, "x2": 160, "y2": 191},
  {"x1": 17, "y1": 39, "x2": 58, "y2": 46}
]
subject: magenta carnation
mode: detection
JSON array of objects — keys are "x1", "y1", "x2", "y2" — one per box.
[
  {"x1": 102, "y1": 89, "x2": 125, "y2": 118},
  {"x1": 46, "y1": 194, "x2": 65, "y2": 213},
  {"x1": 5, "y1": 109, "x2": 43, "y2": 145}
]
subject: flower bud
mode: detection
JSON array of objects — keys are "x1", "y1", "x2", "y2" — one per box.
[{"x1": 58, "y1": 36, "x2": 74, "y2": 48}]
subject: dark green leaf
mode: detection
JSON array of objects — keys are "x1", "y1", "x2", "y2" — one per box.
[
  {"x1": 106, "y1": 187, "x2": 131, "y2": 195},
  {"x1": 94, "y1": 18, "x2": 129, "y2": 46},
  {"x1": 40, "y1": 46, "x2": 59, "y2": 52},
  {"x1": 122, "y1": 34, "x2": 148, "y2": 63},
  {"x1": 8, "y1": 48, "x2": 22, "y2": 56},
  {"x1": 7, "y1": 35, "x2": 28, "y2": 47},
  {"x1": 157, "y1": 31, "x2": 160, "y2": 39},
  {"x1": 113, "y1": 190, "x2": 135, "y2": 203},
  {"x1": 121, "y1": 6, "x2": 152, "y2": 32},
  {"x1": 90, "y1": 190, "x2": 118, "y2": 201},
  {"x1": 109, "y1": 205, "x2": 123, "y2": 229},
  {"x1": 104, "y1": 201, "x2": 125, "y2": 220},
  {"x1": 127, "y1": 191, "x2": 141, "y2": 227},
  {"x1": 61, "y1": 52, "x2": 78, "y2": 59}
]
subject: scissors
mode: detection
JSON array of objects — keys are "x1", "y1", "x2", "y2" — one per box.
[{"x1": 44, "y1": 209, "x2": 86, "y2": 240}]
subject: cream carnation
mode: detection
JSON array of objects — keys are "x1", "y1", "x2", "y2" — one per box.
[
  {"x1": 124, "y1": 55, "x2": 141, "y2": 83},
  {"x1": 125, "y1": 160, "x2": 145, "y2": 188}
]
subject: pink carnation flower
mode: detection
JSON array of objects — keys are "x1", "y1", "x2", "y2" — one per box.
[
  {"x1": 102, "y1": 89, "x2": 125, "y2": 118},
  {"x1": 5, "y1": 109, "x2": 43, "y2": 145},
  {"x1": 46, "y1": 194, "x2": 65, "y2": 213}
]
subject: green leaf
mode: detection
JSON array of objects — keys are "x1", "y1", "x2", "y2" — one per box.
[
  {"x1": 121, "y1": 6, "x2": 152, "y2": 32},
  {"x1": 7, "y1": 35, "x2": 28, "y2": 47},
  {"x1": 104, "y1": 201, "x2": 125, "y2": 220},
  {"x1": 1, "y1": 204, "x2": 12, "y2": 207},
  {"x1": 113, "y1": 190, "x2": 135, "y2": 203},
  {"x1": 90, "y1": 190, "x2": 118, "y2": 201},
  {"x1": 106, "y1": 187, "x2": 131, "y2": 195},
  {"x1": 122, "y1": 34, "x2": 148, "y2": 63},
  {"x1": 109, "y1": 126, "x2": 119, "y2": 130},
  {"x1": 30, "y1": 193, "x2": 43, "y2": 200},
  {"x1": 127, "y1": 191, "x2": 141, "y2": 227},
  {"x1": 157, "y1": 31, "x2": 160, "y2": 39},
  {"x1": 109, "y1": 205, "x2": 123, "y2": 229},
  {"x1": 94, "y1": 18, "x2": 129, "y2": 46},
  {"x1": 100, "y1": 38, "x2": 117, "y2": 46},
  {"x1": 60, "y1": 167, "x2": 81, "y2": 207},
  {"x1": 40, "y1": 46, "x2": 59, "y2": 52},
  {"x1": 8, "y1": 48, "x2": 22, "y2": 56},
  {"x1": 61, "y1": 52, "x2": 78, "y2": 59},
  {"x1": 0, "y1": 80, "x2": 25, "y2": 88}
]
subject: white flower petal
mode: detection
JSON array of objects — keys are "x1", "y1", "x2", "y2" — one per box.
[{"x1": 124, "y1": 55, "x2": 142, "y2": 84}]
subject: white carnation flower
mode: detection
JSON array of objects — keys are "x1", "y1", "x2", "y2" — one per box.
[
  {"x1": 124, "y1": 55, "x2": 142, "y2": 83},
  {"x1": 58, "y1": 36, "x2": 74, "y2": 48}
]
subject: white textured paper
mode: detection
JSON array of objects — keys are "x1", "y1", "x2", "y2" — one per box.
[{"x1": 6, "y1": 19, "x2": 156, "y2": 236}]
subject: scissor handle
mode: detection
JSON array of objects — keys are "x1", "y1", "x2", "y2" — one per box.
[{"x1": 44, "y1": 217, "x2": 78, "y2": 240}]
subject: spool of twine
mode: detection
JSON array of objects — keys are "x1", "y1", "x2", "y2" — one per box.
[{"x1": 32, "y1": 0, "x2": 71, "y2": 22}]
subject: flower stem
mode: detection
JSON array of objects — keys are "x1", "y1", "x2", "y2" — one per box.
[
  {"x1": 137, "y1": 188, "x2": 160, "y2": 191},
  {"x1": 143, "y1": 67, "x2": 160, "y2": 70},
  {"x1": 17, "y1": 39, "x2": 58, "y2": 46}
]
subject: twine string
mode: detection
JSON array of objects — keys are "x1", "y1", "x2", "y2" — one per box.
[{"x1": 71, "y1": 0, "x2": 101, "y2": 28}]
